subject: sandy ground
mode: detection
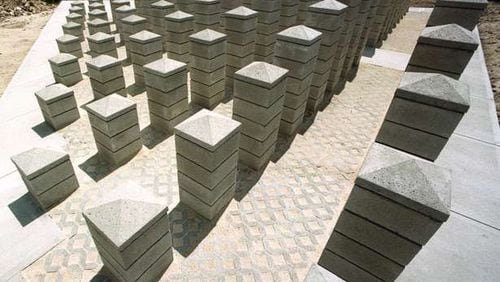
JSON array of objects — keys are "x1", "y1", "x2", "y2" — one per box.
[{"x1": 0, "y1": 11, "x2": 52, "y2": 97}]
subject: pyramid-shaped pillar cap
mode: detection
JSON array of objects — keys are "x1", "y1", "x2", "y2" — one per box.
[
  {"x1": 419, "y1": 24, "x2": 478, "y2": 51},
  {"x1": 189, "y1": 29, "x2": 227, "y2": 44},
  {"x1": 309, "y1": 0, "x2": 348, "y2": 14},
  {"x1": 277, "y1": 25, "x2": 322, "y2": 46},
  {"x1": 234, "y1": 61, "x2": 289, "y2": 89},
  {"x1": 225, "y1": 6, "x2": 258, "y2": 19}
]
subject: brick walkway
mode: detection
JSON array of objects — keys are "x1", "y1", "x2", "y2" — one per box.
[{"x1": 21, "y1": 60, "x2": 402, "y2": 281}]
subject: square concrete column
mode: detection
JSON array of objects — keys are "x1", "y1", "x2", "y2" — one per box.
[
  {"x1": 129, "y1": 30, "x2": 163, "y2": 86},
  {"x1": 376, "y1": 72, "x2": 470, "y2": 161},
  {"x1": 232, "y1": 62, "x2": 288, "y2": 170},
  {"x1": 350, "y1": 0, "x2": 380, "y2": 76},
  {"x1": 176, "y1": 0, "x2": 194, "y2": 13},
  {"x1": 175, "y1": 109, "x2": 240, "y2": 219},
  {"x1": 406, "y1": 24, "x2": 479, "y2": 79},
  {"x1": 86, "y1": 55, "x2": 126, "y2": 99},
  {"x1": 62, "y1": 22, "x2": 84, "y2": 42},
  {"x1": 189, "y1": 29, "x2": 227, "y2": 109},
  {"x1": 144, "y1": 58, "x2": 190, "y2": 132},
  {"x1": 115, "y1": 5, "x2": 135, "y2": 37},
  {"x1": 88, "y1": 18, "x2": 112, "y2": 35},
  {"x1": 86, "y1": 94, "x2": 142, "y2": 165},
  {"x1": 35, "y1": 84, "x2": 80, "y2": 130},
  {"x1": 111, "y1": 0, "x2": 130, "y2": 22},
  {"x1": 297, "y1": 0, "x2": 317, "y2": 24},
  {"x1": 223, "y1": 6, "x2": 258, "y2": 95},
  {"x1": 274, "y1": 25, "x2": 321, "y2": 134},
  {"x1": 88, "y1": 9, "x2": 109, "y2": 22},
  {"x1": 427, "y1": 0, "x2": 487, "y2": 31},
  {"x1": 219, "y1": 0, "x2": 243, "y2": 28},
  {"x1": 89, "y1": 2, "x2": 105, "y2": 12},
  {"x1": 305, "y1": 0, "x2": 347, "y2": 111},
  {"x1": 121, "y1": 15, "x2": 147, "y2": 63},
  {"x1": 327, "y1": 0, "x2": 360, "y2": 93},
  {"x1": 83, "y1": 197, "x2": 173, "y2": 281},
  {"x1": 193, "y1": 0, "x2": 221, "y2": 32},
  {"x1": 252, "y1": 0, "x2": 281, "y2": 62},
  {"x1": 66, "y1": 13, "x2": 85, "y2": 26},
  {"x1": 319, "y1": 143, "x2": 451, "y2": 281},
  {"x1": 151, "y1": 0, "x2": 174, "y2": 37},
  {"x1": 71, "y1": 2, "x2": 85, "y2": 12},
  {"x1": 88, "y1": 32, "x2": 119, "y2": 58},
  {"x1": 165, "y1": 11, "x2": 194, "y2": 64},
  {"x1": 69, "y1": 5, "x2": 85, "y2": 17},
  {"x1": 11, "y1": 148, "x2": 79, "y2": 210},
  {"x1": 56, "y1": 34, "x2": 83, "y2": 58},
  {"x1": 366, "y1": 0, "x2": 391, "y2": 47},
  {"x1": 279, "y1": 0, "x2": 299, "y2": 30},
  {"x1": 49, "y1": 53, "x2": 83, "y2": 86}
]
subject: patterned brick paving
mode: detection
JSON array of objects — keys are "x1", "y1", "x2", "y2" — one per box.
[{"x1": 21, "y1": 60, "x2": 402, "y2": 281}]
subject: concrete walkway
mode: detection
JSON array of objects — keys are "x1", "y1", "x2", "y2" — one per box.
[{"x1": 0, "y1": 3, "x2": 498, "y2": 282}]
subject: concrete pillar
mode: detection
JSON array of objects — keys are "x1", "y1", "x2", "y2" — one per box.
[
  {"x1": 34, "y1": 84, "x2": 80, "y2": 130},
  {"x1": 279, "y1": 0, "x2": 299, "y2": 30},
  {"x1": 110, "y1": 0, "x2": 130, "y2": 22},
  {"x1": 274, "y1": 25, "x2": 321, "y2": 134},
  {"x1": 220, "y1": 0, "x2": 243, "y2": 29},
  {"x1": 427, "y1": 0, "x2": 487, "y2": 31},
  {"x1": 135, "y1": 0, "x2": 156, "y2": 30},
  {"x1": 86, "y1": 55, "x2": 126, "y2": 99},
  {"x1": 114, "y1": 5, "x2": 136, "y2": 45},
  {"x1": 193, "y1": 0, "x2": 221, "y2": 32},
  {"x1": 144, "y1": 58, "x2": 190, "y2": 132},
  {"x1": 88, "y1": 2, "x2": 105, "y2": 12},
  {"x1": 151, "y1": 0, "x2": 175, "y2": 47},
  {"x1": 62, "y1": 22, "x2": 84, "y2": 42},
  {"x1": 88, "y1": 8, "x2": 108, "y2": 22},
  {"x1": 165, "y1": 11, "x2": 194, "y2": 64},
  {"x1": 49, "y1": 53, "x2": 83, "y2": 86},
  {"x1": 86, "y1": 94, "x2": 142, "y2": 165},
  {"x1": 129, "y1": 30, "x2": 164, "y2": 87},
  {"x1": 406, "y1": 24, "x2": 479, "y2": 80},
  {"x1": 376, "y1": 72, "x2": 470, "y2": 161},
  {"x1": 319, "y1": 143, "x2": 451, "y2": 281},
  {"x1": 70, "y1": 2, "x2": 85, "y2": 13},
  {"x1": 88, "y1": 18, "x2": 112, "y2": 35},
  {"x1": 305, "y1": 0, "x2": 347, "y2": 112},
  {"x1": 11, "y1": 148, "x2": 78, "y2": 210},
  {"x1": 121, "y1": 15, "x2": 147, "y2": 63},
  {"x1": 232, "y1": 62, "x2": 288, "y2": 170},
  {"x1": 252, "y1": 0, "x2": 281, "y2": 62},
  {"x1": 175, "y1": 109, "x2": 241, "y2": 219},
  {"x1": 189, "y1": 29, "x2": 227, "y2": 109},
  {"x1": 66, "y1": 13, "x2": 84, "y2": 26},
  {"x1": 223, "y1": 6, "x2": 258, "y2": 95},
  {"x1": 176, "y1": 0, "x2": 194, "y2": 13},
  {"x1": 297, "y1": 0, "x2": 318, "y2": 24},
  {"x1": 56, "y1": 34, "x2": 83, "y2": 58},
  {"x1": 68, "y1": 5, "x2": 85, "y2": 17},
  {"x1": 366, "y1": 0, "x2": 390, "y2": 48},
  {"x1": 83, "y1": 196, "x2": 173, "y2": 281}
]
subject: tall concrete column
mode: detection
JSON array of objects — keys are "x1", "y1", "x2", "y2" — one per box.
[
  {"x1": 252, "y1": 0, "x2": 282, "y2": 62},
  {"x1": 165, "y1": 11, "x2": 194, "y2": 64}
]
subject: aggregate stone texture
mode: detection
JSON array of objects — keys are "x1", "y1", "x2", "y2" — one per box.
[{"x1": 21, "y1": 60, "x2": 403, "y2": 281}]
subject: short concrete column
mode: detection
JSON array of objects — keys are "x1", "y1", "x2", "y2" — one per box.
[
  {"x1": 175, "y1": 109, "x2": 241, "y2": 220},
  {"x1": 11, "y1": 148, "x2": 79, "y2": 210},
  {"x1": 189, "y1": 29, "x2": 227, "y2": 109},
  {"x1": 70, "y1": 2, "x2": 85, "y2": 12},
  {"x1": 66, "y1": 12, "x2": 85, "y2": 26},
  {"x1": 193, "y1": 0, "x2": 221, "y2": 32},
  {"x1": 327, "y1": 0, "x2": 360, "y2": 93},
  {"x1": 252, "y1": 0, "x2": 281, "y2": 62},
  {"x1": 88, "y1": 18, "x2": 112, "y2": 35},
  {"x1": 232, "y1": 62, "x2": 288, "y2": 170},
  {"x1": 223, "y1": 6, "x2": 258, "y2": 94},
  {"x1": 366, "y1": 0, "x2": 391, "y2": 48},
  {"x1": 121, "y1": 15, "x2": 147, "y2": 62},
  {"x1": 137, "y1": 0, "x2": 159, "y2": 30},
  {"x1": 87, "y1": 32, "x2": 119, "y2": 58},
  {"x1": 407, "y1": 24, "x2": 479, "y2": 79},
  {"x1": 35, "y1": 84, "x2": 80, "y2": 130},
  {"x1": 219, "y1": 0, "x2": 243, "y2": 28},
  {"x1": 110, "y1": 0, "x2": 130, "y2": 22},
  {"x1": 274, "y1": 25, "x2": 321, "y2": 134},
  {"x1": 305, "y1": 0, "x2": 347, "y2": 112},
  {"x1": 62, "y1": 22, "x2": 84, "y2": 42},
  {"x1": 427, "y1": 0, "x2": 487, "y2": 31},
  {"x1": 129, "y1": 30, "x2": 164, "y2": 87},
  {"x1": 86, "y1": 94, "x2": 142, "y2": 165},
  {"x1": 83, "y1": 196, "x2": 173, "y2": 281},
  {"x1": 176, "y1": 0, "x2": 194, "y2": 13},
  {"x1": 279, "y1": 0, "x2": 299, "y2": 30},
  {"x1": 150, "y1": 0, "x2": 175, "y2": 38},
  {"x1": 350, "y1": 0, "x2": 380, "y2": 76},
  {"x1": 88, "y1": 8, "x2": 108, "y2": 22},
  {"x1": 49, "y1": 53, "x2": 83, "y2": 86},
  {"x1": 86, "y1": 55, "x2": 126, "y2": 99},
  {"x1": 165, "y1": 11, "x2": 194, "y2": 64},
  {"x1": 144, "y1": 58, "x2": 190, "y2": 132},
  {"x1": 114, "y1": 5, "x2": 136, "y2": 39},
  {"x1": 56, "y1": 34, "x2": 83, "y2": 58},
  {"x1": 319, "y1": 143, "x2": 451, "y2": 281},
  {"x1": 89, "y1": 2, "x2": 105, "y2": 12},
  {"x1": 376, "y1": 72, "x2": 470, "y2": 161},
  {"x1": 69, "y1": 5, "x2": 85, "y2": 17}
]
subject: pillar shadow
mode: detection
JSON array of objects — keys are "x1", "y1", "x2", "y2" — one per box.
[
  {"x1": 234, "y1": 162, "x2": 266, "y2": 202},
  {"x1": 169, "y1": 202, "x2": 219, "y2": 257},
  {"x1": 32, "y1": 121, "x2": 56, "y2": 138},
  {"x1": 90, "y1": 267, "x2": 113, "y2": 282},
  {"x1": 297, "y1": 110, "x2": 318, "y2": 136},
  {"x1": 222, "y1": 87, "x2": 234, "y2": 104},
  {"x1": 270, "y1": 133, "x2": 296, "y2": 163},
  {"x1": 126, "y1": 83, "x2": 145, "y2": 96},
  {"x1": 78, "y1": 154, "x2": 118, "y2": 182},
  {"x1": 141, "y1": 125, "x2": 172, "y2": 149},
  {"x1": 363, "y1": 46, "x2": 376, "y2": 58},
  {"x1": 8, "y1": 193, "x2": 45, "y2": 227}
]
